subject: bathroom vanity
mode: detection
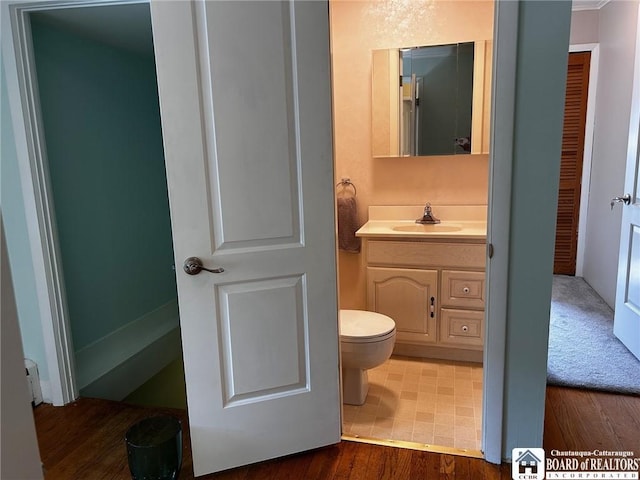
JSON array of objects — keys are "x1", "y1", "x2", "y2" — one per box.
[{"x1": 356, "y1": 206, "x2": 487, "y2": 363}]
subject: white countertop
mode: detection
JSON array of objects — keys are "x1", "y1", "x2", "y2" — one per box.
[{"x1": 355, "y1": 205, "x2": 487, "y2": 241}]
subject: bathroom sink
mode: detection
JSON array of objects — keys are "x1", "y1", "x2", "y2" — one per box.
[
  {"x1": 355, "y1": 207, "x2": 487, "y2": 239},
  {"x1": 392, "y1": 224, "x2": 462, "y2": 233}
]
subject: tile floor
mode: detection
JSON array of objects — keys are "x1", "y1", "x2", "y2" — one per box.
[{"x1": 342, "y1": 355, "x2": 483, "y2": 451}]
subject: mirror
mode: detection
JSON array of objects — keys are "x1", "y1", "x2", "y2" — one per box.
[
  {"x1": 372, "y1": 41, "x2": 492, "y2": 158},
  {"x1": 402, "y1": 43, "x2": 474, "y2": 156}
]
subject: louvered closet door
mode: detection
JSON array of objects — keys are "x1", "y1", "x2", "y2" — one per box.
[{"x1": 554, "y1": 52, "x2": 590, "y2": 275}]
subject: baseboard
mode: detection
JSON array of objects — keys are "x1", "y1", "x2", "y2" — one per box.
[
  {"x1": 39, "y1": 380, "x2": 51, "y2": 404},
  {"x1": 393, "y1": 342, "x2": 483, "y2": 363},
  {"x1": 76, "y1": 299, "x2": 181, "y2": 400}
]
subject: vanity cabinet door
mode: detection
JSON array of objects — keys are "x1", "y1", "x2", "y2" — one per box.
[{"x1": 366, "y1": 267, "x2": 438, "y2": 345}]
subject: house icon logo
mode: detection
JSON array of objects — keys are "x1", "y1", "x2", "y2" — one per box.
[{"x1": 512, "y1": 448, "x2": 545, "y2": 480}]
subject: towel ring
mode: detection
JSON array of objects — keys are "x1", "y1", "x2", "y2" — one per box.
[{"x1": 336, "y1": 178, "x2": 357, "y2": 196}]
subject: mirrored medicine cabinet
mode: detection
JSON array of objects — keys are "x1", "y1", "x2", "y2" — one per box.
[{"x1": 372, "y1": 40, "x2": 492, "y2": 158}]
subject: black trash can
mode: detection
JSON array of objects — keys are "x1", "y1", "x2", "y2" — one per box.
[{"x1": 125, "y1": 415, "x2": 182, "y2": 480}]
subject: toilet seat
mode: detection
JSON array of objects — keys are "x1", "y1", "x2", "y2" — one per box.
[{"x1": 339, "y1": 309, "x2": 396, "y2": 344}]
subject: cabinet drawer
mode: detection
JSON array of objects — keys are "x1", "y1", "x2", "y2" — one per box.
[
  {"x1": 367, "y1": 241, "x2": 486, "y2": 269},
  {"x1": 439, "y1": 309, "x2": 484, "y2": 347},
  {"x1": 441, "y1": 270, "x2": 485, "y2": 308}
]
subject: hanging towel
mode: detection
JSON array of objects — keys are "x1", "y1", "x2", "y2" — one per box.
[{"x1": 337, "y1": 196, "x2": 361, "y2": 253}]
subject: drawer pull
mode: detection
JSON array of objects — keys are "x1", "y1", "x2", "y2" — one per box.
[
  {"x1": 462, "y1": 287, "x2": 470, "y2": 294},
  {"x1": 461, "y1": 325, "x2": 469, "y2": 332},
  {"x1": 430, "y1": 296, "x2": 435, "y2": 318}
]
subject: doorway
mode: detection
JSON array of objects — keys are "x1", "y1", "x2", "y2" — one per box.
[
  {"x1": 330, "y1": 0, "x2": 493, "y2": 455},
  {"x1": 548, "y1": 4, "x2": 640, "y2": 391},
  {"x1": 553, "y1": 50, "x2": 591, "y2": 276},
  {"x1": 23, "y1": 3, "x2": 186, "y2": 408},
  {"x1": 548, "y1": 2, "x2": 640, "y2": 392}
]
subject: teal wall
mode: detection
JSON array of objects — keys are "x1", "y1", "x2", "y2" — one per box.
[
  {"x1": 29, "y1": 18, "x2": 177, "y2": 351},
  {"x1": 502, "y1": 0, "x2": 571, "y2": 457},
  {"x1": 0, "y1": 62, "x2": 48, "y2": 381}
]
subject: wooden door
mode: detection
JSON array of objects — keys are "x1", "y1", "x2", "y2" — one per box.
[
  {"x1": 554, "y1": 51, "x2": 591, "y2": 275},
  {"x1": 150, "y1": 1, "x2": 340, "y2": 475}
]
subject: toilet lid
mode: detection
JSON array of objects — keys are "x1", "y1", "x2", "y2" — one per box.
[{"x1": 339, "y1": 310, "x2": 396, "y2": 341}]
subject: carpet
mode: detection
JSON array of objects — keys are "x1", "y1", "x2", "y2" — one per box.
[{"x1": 547, "y1": 275, "x2": 640, "y2": 395}]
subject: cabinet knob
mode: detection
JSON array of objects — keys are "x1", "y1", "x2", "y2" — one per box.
[
  {"x1": 462, "y1": 287, "x2": 470, "y2": 294},
  {"x1": 461, "y1": 325, "x2": 469, "y2": 333}
]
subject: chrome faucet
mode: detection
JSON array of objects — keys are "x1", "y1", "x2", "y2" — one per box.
[{"x1": 416, "y1": 203, "x2": 440, "y2": 224}]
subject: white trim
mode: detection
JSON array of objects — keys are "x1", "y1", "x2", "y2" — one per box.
[
  {"x1": 569, "y1": 43, "x2": 599, "y2": 277},
  {"x1": 572, "y1": 0, "x2": 611, "y2": 12},
  {"x1": 78, "y1": 322, "x2": 182, "y2": 401},
  {"x1": 79, "y1": 327, "x2": 181, "y2": 401},
  {"x1": 3, "y1": 0, "x2": 75, "y2": 406},
  {"x1": 2, "y1": 0, "x2": 150, "y2": 406},
  {"x1": 482, "y1": 0, "x2": 518, "y2": 464},
  {"x1": 75, "y1": 299, "x2": 178, "y2": 389},
  {"x1": 39, "y1": 381, "x2": 51, "y2": 404}
]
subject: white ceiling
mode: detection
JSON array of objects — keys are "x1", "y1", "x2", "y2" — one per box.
[{"x1": 30, "y1": 2, "x2": 153, "y2": 57}]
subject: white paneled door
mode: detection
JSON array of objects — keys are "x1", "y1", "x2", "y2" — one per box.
[
  {"x1": 150, "y1": 1, "x2": 340, "y2": 476},
  {"x1": 613, "y1": 12, "x2": 640, "y2": 361}
]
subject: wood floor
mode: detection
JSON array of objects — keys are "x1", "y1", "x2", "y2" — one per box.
[
  {"x1": 544, "y1": 386, "x2": 640, "y2": 452},
  {"x1": 33, "y1": 386, "x2": 640, "y2": 479}
]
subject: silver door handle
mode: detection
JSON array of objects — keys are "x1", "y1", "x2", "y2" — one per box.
[
  {"x1": 183, "y1": 257, "x2": 224, "y2": 275},
  {"x1": 610, "y1": 194, "x2": 631, "y2": 210}
]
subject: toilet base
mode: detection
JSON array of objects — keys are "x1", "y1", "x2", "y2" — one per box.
[{"x1": 342, "y1": 367, "x2": 368, "y2": 405}]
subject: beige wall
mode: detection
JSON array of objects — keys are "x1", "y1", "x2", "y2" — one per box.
[
  {"x1": 330, "y1": 0, "x2": 494, "y2": 308},
  {"x1": 570, "y1": 9, "x2": 599, "y2": 45}
]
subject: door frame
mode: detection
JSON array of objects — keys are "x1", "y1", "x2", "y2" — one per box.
[
  {"x1": 1, "y1": 0, "x2": 153, "y2": 406},
  {"x1": 481, "y1": 0, "x2": 516, "y2": 463},
  {"x1": 3, "y1": 0, "x2": 518, "y2": 462}
]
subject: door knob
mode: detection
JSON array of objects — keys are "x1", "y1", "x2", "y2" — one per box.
[
  {"x1": 610, "y1": 194, "x2": 631, "y2": 210},
  {"x1": 183, "y1": 257, "x2": 224, "y2": 275}
]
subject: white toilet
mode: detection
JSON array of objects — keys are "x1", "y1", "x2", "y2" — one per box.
[{"x1": 339, "y1": 309, "x2": 396, "y2": 405}]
